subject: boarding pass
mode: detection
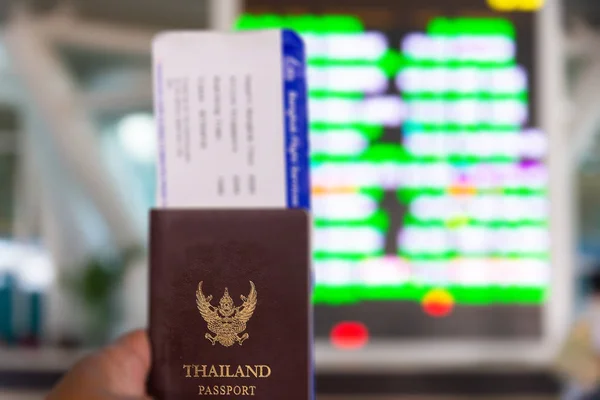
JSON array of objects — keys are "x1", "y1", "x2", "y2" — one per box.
[{"x1": 152, "y1": 30, "x2": 310, "y2": 210}]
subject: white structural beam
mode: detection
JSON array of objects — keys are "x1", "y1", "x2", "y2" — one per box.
[
  {"x1": 563, "y1": 19, "x2": 600, "y2": 164},
  {"x1": 537, "y1": 0, "x2": 574, "y2": 359},
  {"x1": 565, "y1": 20, "x2": 600, "y2": 60},
  {"x1": 34, "y1": 8, "x2": 154, "y2": 56},
  {"x1": 571, "y1": 60, "x2": 600, "y2": 162},
  {"x1": 84, "y1": 88, "x2": 153, "y2": 114},
  {"x1": 39, "y1": 179, "x2": 91, "y2": 343},
  {"x1": 18, "y1": 99, "x2": 96, "y2": 343},
  {"x1": 33, "y1": 0, "x2": 243, "y2": 55},
  {"x1": 10, "y1": 129, "x2": 39, "y2": 240},
  {"x1": 84, "y1": 70, "x2": 153, "y2": 113},
  {"x1": 2, "y1": 11, "x2": 142, "y2": 249},
  {"x1": 209, "y1": 0, "x2": 242, "y2": 31}
]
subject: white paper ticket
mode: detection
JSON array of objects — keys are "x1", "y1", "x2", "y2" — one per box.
[{"x1": 152, "y1": 30, "x2": 310, "y2": 210}]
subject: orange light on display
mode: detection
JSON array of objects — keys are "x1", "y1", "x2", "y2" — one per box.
[
  {"x1": 448, "y1": 185, "x2": 477, "y2": 196},
  {"x1": 312, "y1": 186, "x2": 357, "y2": 195},
  {"x1": 330, "y1": 321, "x2": 369, "y2": 350},
  {"x1": 422, "y1": 289, "x2": 455, "y2": 317}
]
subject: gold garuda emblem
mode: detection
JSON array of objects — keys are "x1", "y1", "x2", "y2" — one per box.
[{"x1": 196, "y1": 281, "x2": 257, "y2": 347}]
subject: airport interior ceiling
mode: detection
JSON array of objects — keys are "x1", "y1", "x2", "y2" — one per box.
[{"x1": 1, "y1": 0, "x2": 600, "y2": 246}]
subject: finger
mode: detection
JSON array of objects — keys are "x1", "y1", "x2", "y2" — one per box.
[
  {"x1": 46, "y1": 350, "x2": 107, "y2": 400},
  {"x1": 47, "y1": 330, "x2": 152, "y2": 399},
  {"x1": 111, "y1": 330, "x2": 151, "y2": 374},
  {"x1": 100, "y1": 329, "x2": 151, "y2": 395}
]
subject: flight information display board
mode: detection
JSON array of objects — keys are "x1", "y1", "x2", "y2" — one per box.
[{"x1": 237, "y1": 0, "x2": 550, "y2": 346}]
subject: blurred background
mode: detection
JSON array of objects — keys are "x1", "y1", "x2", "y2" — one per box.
[{"x1": 0, "y1": 0, "x2": 597, "y2": 398}]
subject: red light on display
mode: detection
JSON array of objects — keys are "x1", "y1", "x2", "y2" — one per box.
[
  {"x1": 422, "y1": 289, "x2": 454, "y2": 317},
  {"x1": 330, "y1": 321, "x2": 369, "y2": 349}
]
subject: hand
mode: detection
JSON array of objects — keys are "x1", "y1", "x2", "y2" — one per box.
[{"x1": 47, "y1": 330, "x2": 152, "y2": 400}]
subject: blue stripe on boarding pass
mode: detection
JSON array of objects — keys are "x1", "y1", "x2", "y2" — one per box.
[{"x1": 281, "y1": 29, "x2": 311, "y2": 210}]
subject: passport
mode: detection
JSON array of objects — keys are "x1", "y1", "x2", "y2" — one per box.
[{"x1": 148, "y1": 209, "x2": 313, "y2": 399}]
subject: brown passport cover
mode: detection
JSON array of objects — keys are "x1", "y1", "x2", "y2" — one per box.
[{"x1": 148, "y1": 209, "x2": 313, "y2": 399}]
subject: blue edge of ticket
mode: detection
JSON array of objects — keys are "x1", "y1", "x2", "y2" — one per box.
[{"x1": 281, "y1": 30, "x2": 311, "y2": 210}]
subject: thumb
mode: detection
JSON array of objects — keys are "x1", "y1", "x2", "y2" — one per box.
[
  {"x1": 48, "y1": 330, "x2": 152, "y2": 400},
  {"x1": 103, "y1": 329, "x2": 151, "y2": 392}
]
